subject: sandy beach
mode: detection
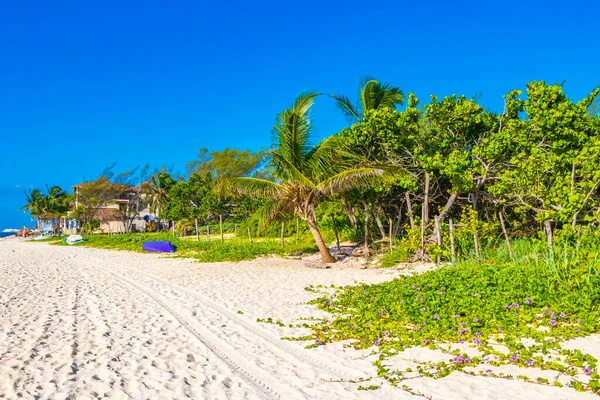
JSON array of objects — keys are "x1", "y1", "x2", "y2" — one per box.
[{"x1": 1, "y1": 240, "x2": 598, "y2": 400}]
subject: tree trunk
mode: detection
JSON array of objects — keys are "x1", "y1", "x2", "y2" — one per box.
[
  {"x1": 374, "y1": 207, "x2": 387, "y2": 240},
  {"x1": 405, "y1": 192, "x2": 415, "y2": 229},
  {"x1": 306, "y1": 211, "x2": 335, "y2": 263},
  {"x1": 429, "y1": 192, "x2": 458, "y2": 241},
  {"x1": 362, "y1": 201, "x2": 370, "y2": 256},
  {"x1": 341, "y1": 195, "x2": 358, "y2": 232}
]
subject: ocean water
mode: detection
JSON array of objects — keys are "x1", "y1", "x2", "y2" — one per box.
[{"x1": 0, "y1": 231, "x2": 17, "y2": 238}]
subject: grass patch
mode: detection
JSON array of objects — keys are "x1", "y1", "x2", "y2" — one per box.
[{"x1": 60, "y1": 232, "x2": 318, "y2": 262}]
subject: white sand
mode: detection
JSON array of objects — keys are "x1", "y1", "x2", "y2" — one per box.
[{"x1": 0, "y1": 240, "x2": 597, "y2": 399}]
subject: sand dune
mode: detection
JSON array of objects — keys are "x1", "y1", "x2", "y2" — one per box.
[{"x1": 0, "y1": 240, "x2": 597, "y2": 399}]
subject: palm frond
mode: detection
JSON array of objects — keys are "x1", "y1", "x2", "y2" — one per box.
[
  {"x1": 273, "y1": 92, "x2": 320, "y2": 172},
  {"x1": 359, "y1": 78, "x2": 378, "y2": 116},
  {"x1": 253, "y1": 199, "x2": 294, "y2": 231},
  {"x1": 372, "y1": 82, "x2": 404, "y2": 109},
  {"x1": 270, "y1": 152, "x2": 315, "y2": 188},
  {"x1": 225, "y1": 177, "x2": 283, "y2": 199},
  {"x1": 328, "y1": 94, "x2": 360, "y2": 124},
  {"x1": 317, "y1": 167, "x2": 388, "y2": 195},
  {"x1": 305, "y1": 135, "x2": 362, "y2": 179}
]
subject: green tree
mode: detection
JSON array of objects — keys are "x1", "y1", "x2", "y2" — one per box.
[
  {"x1": 488, "y1": 82, "x2": 600, "y2": 227},
  {"x1": 226, "y1": 92, "x2": 390, "y2": 263}
]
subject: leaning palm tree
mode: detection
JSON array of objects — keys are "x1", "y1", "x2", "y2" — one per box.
[
  {"x1": 329, "y1": 76, "x2": 404, "y2": 124},
  {"x1": 226, "y1": 92, "x2": 391, "y2": 263}
]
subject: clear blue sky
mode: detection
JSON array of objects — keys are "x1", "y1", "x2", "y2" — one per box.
[{"x1": 1, "y1": 0, "x2": 599, "y2": 229}]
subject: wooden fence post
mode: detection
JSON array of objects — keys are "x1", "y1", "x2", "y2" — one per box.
[
  {"x1": 434, "y1": 216, "x2": 441, "y2": 267},
  {"x1": 449, "y1": 219, "x2": 456, "y2": 264},
  {"x1": 544, "y1": 220, "x2": 554, "y2": 252},
  {"x1": 498, "y1": 212, "x2": 514, "y2": 261},
  {"x1": 473, "y1": 229, "x2": 481, "y2": 264},
  {"x1": 281, "y1": 222, "x2": 285, "y2": 247},
  {"x1": 247, "y1": 226, "x2": 252, "y2": 243},
  {"x1": 207, "y1": 225, "x2": 210, "y2": 241},
  {"x1": 296, "y1": 218, "x2": 299, "y2": 245},
  {"x1": 220, "y1": 214, "x2": 224, "y2": 243},
  {"x1": 388, "y1": 217, "x2": 393, "y2": 253}
]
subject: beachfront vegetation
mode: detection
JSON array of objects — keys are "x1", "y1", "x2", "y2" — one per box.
[
  {"x1": 24, "y1": 78, "x2": 600, "y2": 394},
  {"x1": 22, "y1": 79, "x2": 600, "y2": 266},
  {"x1": 302, "y1": 230, "x2": 600, "y2": 394}
]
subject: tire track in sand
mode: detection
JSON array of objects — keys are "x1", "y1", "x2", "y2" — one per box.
[{"x1": 61, "y1": 250, "x2": 303, "y2": 400}]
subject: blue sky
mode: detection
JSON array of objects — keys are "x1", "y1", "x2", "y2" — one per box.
[{"x1": 1, "y1": 0, "x2": 599, "y2": 229}]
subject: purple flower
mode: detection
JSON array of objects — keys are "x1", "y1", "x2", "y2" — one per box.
[
  {"x1": 315, "y1": 339, "x2": 321, "y2": 345},
  {"x1": 379, "y1": 310, "x2": 385, "y2": 316},
  {"x1": 453, "y1": 355, "x2": 463, "y2": 363},
  {"x1": 422, "y1": 339, "x2": 428, "y2": 345},
  {"x1": 485, "y1": 369, "x2": 492, "y2": 374},
  {"x1": 473, "y1": 318, "x2": 479, "y2": 323},
  {"x1": 525, "y1": 359, "x2": 533, "y2": 367},
  {"x1": 584, "y1": 367, "x2": 591, "y2": 376},
  {"x1": 575, "y1": 329, "x2": 581, "y2": 333},
  {"x1": 374, "y1": 339, "x2": 381, "y2": 346},
  {"x1": 460, "y1": 322, "x2": 465, "y2": 327},
  {"x1": 525, "y1": 297, "x2": 530, "y2": 305},
  {"x1": 559, "y1": 312, "x2": 566, "y2": 318},
  {"x1": 453, "y1": 314, "x2": 459, "y2": 318},
  {"x1": 421, "y1": 307, "x2": 427, "y2": 312},
  {"x1": 437, "y1": 292, "x2": 443, "y2": 295},
  {"x1": 400, "y1": 300, "x2": 404, "y2": 305},
  {"x1": 549, "y1": 320, "x2": 557, "y2": 327},
  {"x1": 511, "y1": 355, "x2": 519, "y2": 362},
  {"x1": 433, "y1": 314, "x2": 440, "y2": 320},
  {"x1": 577, "y1": 319, "x2": 582, "y2": 324},
  {"x1": 416, "y1": 287, "x2": 421, "y2": 292},
  {"x1": 549, "y1": 312, "x2": 556, "y2": 319},
  {"x1": 475, "y1": 332, "x2": 481, "y2": 337},
  {"x1": 498, "y1": 327, "x2": 504, "y2": 332},
  {"x1": 421, "y1": 322, "x2": 427, "y2": 326},
  {"x1": 366, "y1": 323, "x2": 370, "y2": 327},
  {"x1": 464, "y1": 358, "x2": 472, "y2": 364},
  {"x1": 411, "y1": 285, "x2": 415, "y2": 289}
]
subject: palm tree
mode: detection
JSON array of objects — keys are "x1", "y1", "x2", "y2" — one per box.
[
  {"x1": 226, "y1": 92, "x2": 390, "y2": 263},
  {"x1": 329, "y1": 76, "x2": 404, "y2": 124},
  {"x1": 147, "y1": 172, "x2": 175, "y2": 229},
  {"x1": 21, "y1": 188, "x2": 45, "y2": 226},
  {"x1": 21, "y1": 186, "x2": 69, "y2": 232}
]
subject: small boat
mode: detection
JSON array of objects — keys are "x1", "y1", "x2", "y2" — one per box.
[
  {"x1": 142, "y1": 241, "x2": 174, "y2": 253},
  {"x1": 65, "y1": 235, "x2": 84, "y2": 245}
]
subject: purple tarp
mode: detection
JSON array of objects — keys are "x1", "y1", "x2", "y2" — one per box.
[{"x1": 142, "y1": 241, "x2": 175, "y2": 253}]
